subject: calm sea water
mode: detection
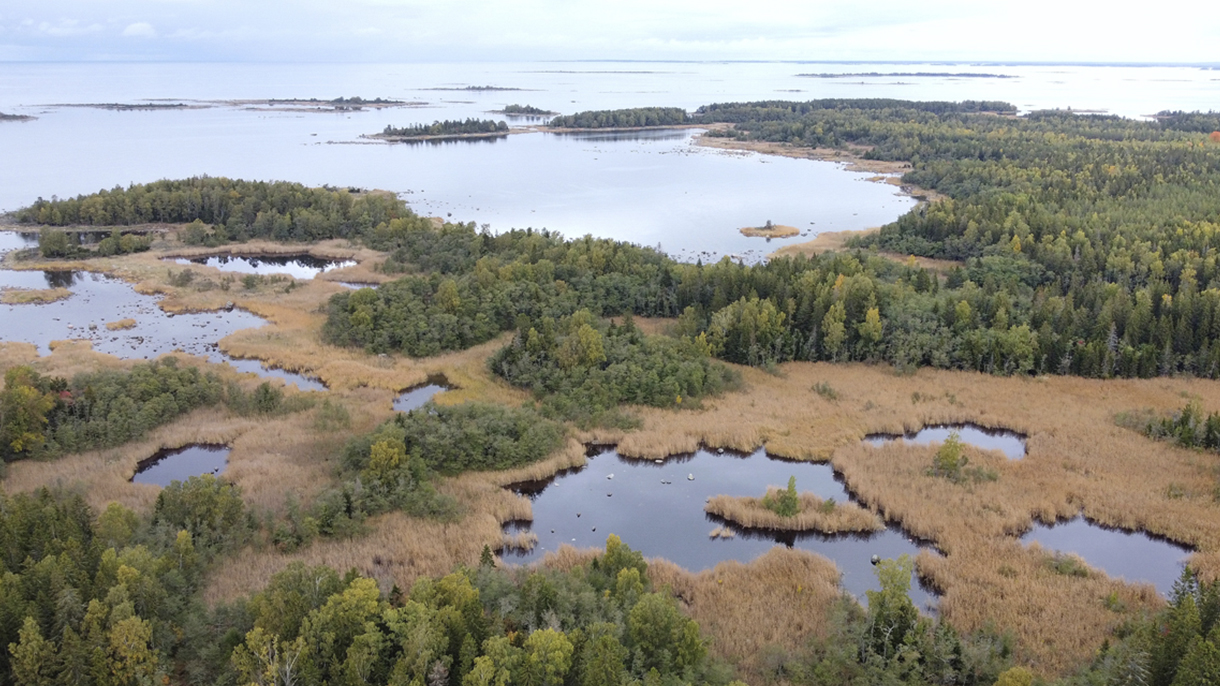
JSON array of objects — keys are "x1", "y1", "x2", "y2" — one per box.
[{"x1": 2, "y1": 61, "x2": 1216, "y2": 261}]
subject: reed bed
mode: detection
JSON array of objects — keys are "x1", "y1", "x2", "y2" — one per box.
[
  {"x1": 14, "y1": 241, "x2": 1220, "y2": 676},
  {"x1": 104, "y1": 317, "x2": 137, "y2": 330},
  {"x1": 706, "y1": 490, "x2": 883, "y2": 534},
  {"x1": 648, "y1": 548, "x2": 845, "y2": 680},
  {"x1": 202, "y1": 440, "x2": 588, "y2": 604},
  {"x1": 500, "y1": 531, "x2": 538, "y2": 552},
  {"x1": 1, "y1": 286, "x2": 72, "y2": 304},
  {"x1": 596, "y1": 362, "x2": 1220, "y2": 673}
]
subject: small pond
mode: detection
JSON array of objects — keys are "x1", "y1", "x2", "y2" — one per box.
[
  {"x1": 865, "y1": 424, "x2": 1027, "y2": 459},
  {"x1": 169, "y1": 254, "x2": 357, "y2": 279},
  {"x1": 132, "y1": 444, "x2": 229, "y2": 486},
  {"x1": 393, "y1": 376, "x2": 452, "y2": 412},
  {"x1": 1021, "y1": 518, "x2": 1192, "y2": 595},
  {"x1": 503, "y1": 446, "x2": 936, "y2": 608}
]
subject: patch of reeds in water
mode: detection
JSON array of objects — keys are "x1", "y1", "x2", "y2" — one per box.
[
  {"x1": 705, "y1": 490, "x2": 883, "y2": 534},
  {"x1": 0, "y1": 286, "x2": 72, "y2": 304}
]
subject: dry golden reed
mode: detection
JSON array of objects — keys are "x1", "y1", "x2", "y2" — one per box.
[
  {"x1": 705, "y1": 490, "x2": 883, "y2": 534},
  {"x1": 10, "y1": 235, "x2": 1220, "y2": 677},
  {"x1": 1, "y1": 286, "x2": 72, "y2": 304},
  {"x1": 105, "y1": 318, "x2": 137, "y2": 330},
  {"x1": 648, "y1": 548, "x2": 845, "y2": 679}
]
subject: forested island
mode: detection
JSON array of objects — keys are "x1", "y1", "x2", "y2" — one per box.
[
  {"x1": 548, "y1": 107, "x2": 691, "y2": 129},
  {"x1": 494, "y1": 104, "x2": 557, "y2": 116},
  {"x1": 373, "y1": 118, "x2": 510, "y2": 141},
  {"x1": 0, "y1": 112, "x2": 35, "y2": 122},
  {"x1": 7, "y1": 97, "x2": 1220, "y2": 685}
]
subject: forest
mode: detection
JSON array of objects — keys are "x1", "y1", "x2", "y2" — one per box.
[
  {"x1": 377, "y1": 119, "x2": 509, "y2": 138},
  {"x1": 489, "y1": 310, "x2": 737, "y2": 427},
  {"x1": 0, "y1": 358, "x2": 307, "y2": 463},
  {"x1": 499, "y1": 104, "x2": 556, "y2": 116},
  {"x1": 13, "y1": 177, "x2": 414, "y2": 244},
  {"x1": 547, "y1": 108, "x2": 690, "y2": 129}
]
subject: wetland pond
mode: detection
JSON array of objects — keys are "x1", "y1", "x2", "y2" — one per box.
[
  {"x1": 503, "y1": 446, "x2": 936, "y2": 609},
  {"x1": 393, "y1": 376, "x2": 453, "y2": 412},
  {"x1": 865, "y1": 423, "x2": 1027, "y2": 459},
  {"x1": 169, "y1": 254, "x2": 356, "y2": 279},
  {"x1": 1022, "y1": 518, "x2": 1192, "y2": 595},
  {"x1": 1, "y1": 233, "x2": 325, "y2": 390},
  {"x1": 132, "y1": 444, "x2": 229, "y2": 486}
]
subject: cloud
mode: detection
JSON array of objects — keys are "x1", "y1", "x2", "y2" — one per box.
[
  {"x1": 122, "y1": 21, "x2": 156, "y2": 37},
  {"x1": 35, "y1": 19, "x2": 103, "y2": 37}
]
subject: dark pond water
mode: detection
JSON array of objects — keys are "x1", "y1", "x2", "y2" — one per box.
[
  {"x1": 132, "y1": 443, "x2": 229, "y2": 486},
  {"x1": 170, "y1": 254, "x2": 357, "y2": 279},
  {"x1": 503, "y1": 446, "x2": 936, "y2": 609},
  {"x1": 393, "y1": 376, "x2": 452, "y2": 412},
  {"x1": 865, "y1": 424, "x2": 1027, "y2": 459},
  {"x1": 1021, "y1": 518, "x2": 1192, "y2": 595}
]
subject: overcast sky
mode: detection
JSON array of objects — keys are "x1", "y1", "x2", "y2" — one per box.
[{"x1": 1, "y1": 0, "x2": 1216, "y2": 64}]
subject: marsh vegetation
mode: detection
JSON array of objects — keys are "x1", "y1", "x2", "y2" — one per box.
[{"x1": 6, "y1": 94, "x2": 1220, "y2": 683}]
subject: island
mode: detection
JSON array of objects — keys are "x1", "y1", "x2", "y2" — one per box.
[
  {"x1": 369, "y1": 118, "x2": 510, "y2": 142},
  {"x1": 739, "y1": 220, "x2": 800, "y2": 238},
  {"x1": 492, "y1": 104, "x2": 557, "y2": 116},
  {"x1": 705, "y1": 478, "x2": 883, "y2": 534}
]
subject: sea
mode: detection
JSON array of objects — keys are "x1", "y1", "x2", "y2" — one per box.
[{"x1": 1, "y1": 61, "x2": 1217, "y2": 261}]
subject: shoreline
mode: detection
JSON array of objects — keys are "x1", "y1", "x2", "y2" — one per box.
[
  {"x1": 687, "y1": 128, "x2": 954, "y2": 266},
  {"x1": 540, "y1": 122, "x2": 715, "y2": 135},
  {"x1": 693, "y1": 130, "x2": 944, "y2": 202}
]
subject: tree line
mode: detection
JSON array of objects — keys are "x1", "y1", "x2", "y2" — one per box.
[
  {"x1": 379, "y1": 119, "x2": 509, "y2": 138},
  {"x1": 548, "y1": 108, "x2": 690, "y2": 129},
  {"x1": 490, "y1": 310, "x2": 737, "y2": 427},
  {"x1": 0, "y1": 358, "x2": 310, "y2": 463},
  {"x1": 0, "y1": 480, "x2": 725, "y2": 686},
  {"x1": 14, "y1": 177, "x2": 413, "y2": 245}
]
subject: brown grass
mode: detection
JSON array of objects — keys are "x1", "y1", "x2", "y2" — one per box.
[
  {"x1": 105, "y1": 318, "x2": 137, "y2": 331},
  {"x1": 739, "y1": 224, "x2": 800, "y2": 239},
  {"x1": 200, "y1": 440, "x2": 587, "y2": 603},
  {"x1": 769, "y1": 228, "x2": 964, "y2": 273},
  {"x1": 649, "y1": 548, "x2": 846, "y2": 679},
  {"x1": 706, "y1": 490, "x2": 883, "y2": 534},
  {"x1": 1, "y1": 287, "x2": 72, "y2": 304},
  {"x1": 6, "y1": 234, "x2": 1217, "y2": 678},
  {"x1": 594, "y1": 362, "x2": 1220, "y2": 674}
]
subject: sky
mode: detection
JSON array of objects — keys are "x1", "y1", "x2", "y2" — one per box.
[{"x1": 0, "y1": 0, "x2": 1217, "y2": 64}]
